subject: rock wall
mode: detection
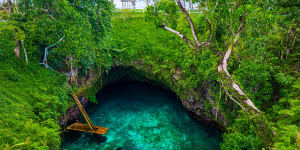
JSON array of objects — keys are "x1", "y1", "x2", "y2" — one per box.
[{"x1": 61, "y1": 62, "x2": 228, "y2": 131}]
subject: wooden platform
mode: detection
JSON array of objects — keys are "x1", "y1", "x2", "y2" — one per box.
[{"x1": 67, "y1": 123, "x2": 108, "y2": 135}]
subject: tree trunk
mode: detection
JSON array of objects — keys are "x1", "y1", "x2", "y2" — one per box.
[{"x1": 8, "y1": 0, "x2": 21, "y2": 59}]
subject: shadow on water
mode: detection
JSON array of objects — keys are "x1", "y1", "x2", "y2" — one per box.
[{"x1": 62, "y1": 80, "x2": 222, "y2": 150}]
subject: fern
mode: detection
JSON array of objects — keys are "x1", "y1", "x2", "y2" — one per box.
[
  {"x1": 278, "y1": 109, "x2": 295, "y2": 117},
  {"x1": 275, "y1": 72, "x2": 296, "y2": 86}
]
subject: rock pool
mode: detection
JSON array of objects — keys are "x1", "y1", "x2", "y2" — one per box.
[{"x1": 62, "y1": 81, "x2": 221, "y2": 150}]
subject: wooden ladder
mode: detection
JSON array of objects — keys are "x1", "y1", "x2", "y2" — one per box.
[
  {"x1": 66, "y1": 93, "x2": 108, "y2": 135},
  {"x1": 72, "y1": 93, "x2": 94, "y2": 130}
]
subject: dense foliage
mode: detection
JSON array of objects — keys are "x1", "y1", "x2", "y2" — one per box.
[
  {"x1": 0, "y1": 0, "x2": 112, "y2": 149},
  {"x1": 142, "y1": 0, "x2": 300, "y2": 149},
  {"x1": 0, "y1": 0, "x2": 299, "y2": 149},
  {"x1": 0, "y1": 0, "x2": 113, "y2": 72},
  {"x1": 107, "y1": 0, "x2": 299, "y2": 149},
  {"x1": 0, "y1": 16, "x2": 70, "y2": 149}
]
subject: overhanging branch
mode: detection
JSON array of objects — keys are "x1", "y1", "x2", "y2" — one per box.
[
  {"x1": 217, "y1": 14, "x2": 260, "y2": 113},
  {"x1": 163, "y1": 22, "x2": 195, "y2": 49}
]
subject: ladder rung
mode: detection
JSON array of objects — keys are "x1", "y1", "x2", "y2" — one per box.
[{"x1": 72, "y1": 93, "x2": 94, "y2": 130}]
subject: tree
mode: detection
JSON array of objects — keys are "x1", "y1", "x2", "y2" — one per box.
[
  {"x1": 2, "y1": 0, "x2": 112, "y2": 72},
  {"x1": 146, "y1": 0, "x2": 259, "y2": 114},
  {"x1": 145, "y1": 0, "x2": 278, "y2": 146}
]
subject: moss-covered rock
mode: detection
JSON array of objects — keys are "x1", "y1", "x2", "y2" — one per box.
[{"x1": 71, "y1": 61, "x2": 229, "y2": 130}]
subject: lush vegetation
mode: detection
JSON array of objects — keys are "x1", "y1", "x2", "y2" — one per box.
[
  {"x1": 0, "y1": 55, "x2": 70, "y2": 149},
  {"x1": 104, "y1": 0, "x2": 300, "y2": 149},
  {"x1": 0, "y1": 29, "x2": 70, "y2": 149},
  {"x1": 0, "y1": 0, "x2": 113, "y2": 72},
  {"x1": 0, "y1": 0, "x2": 112, "y2": 149},
  {"x1": 0, "y1": 0, "x2": 299, "y2": 149}
]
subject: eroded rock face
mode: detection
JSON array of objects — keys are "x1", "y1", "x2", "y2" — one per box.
[
  {"x1": 182, "y1": 95, "x2": 227, "y2": 130},
  {"x1": 59, "y1": 97, "x2": 89, "y2": 128}
]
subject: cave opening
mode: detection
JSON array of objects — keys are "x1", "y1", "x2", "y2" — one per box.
[{"x1": 62, "y1": 69, "x2": 222, "y2": 149}]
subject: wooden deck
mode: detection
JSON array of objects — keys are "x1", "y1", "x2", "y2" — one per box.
[{"x1": 67, "y1": 123, "x2": 108, "y2": 135}]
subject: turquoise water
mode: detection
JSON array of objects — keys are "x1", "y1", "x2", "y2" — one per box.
[{"x1": 62, "y1": 81, "x2": 222, "y2": 150}]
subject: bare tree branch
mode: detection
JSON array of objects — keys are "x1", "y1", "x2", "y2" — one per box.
[
  {"x1": 176, "y1": 0, "x2": 201, "y2": 48},
  {"x1": 21, "y1": 40, "x2": 28, "y2": 63},
  {"x1": 221, "y1": 80, "x2": 246, "y2": 111},
  {"x1": 218, "y1": 14, "x2": 260, "y2": 113},
  {"x1": 220, "y1": 15, "x2": 245, "y2": 78},
  {"x1": 163, "y1": 22, "x2": 195, "y2": 49}
]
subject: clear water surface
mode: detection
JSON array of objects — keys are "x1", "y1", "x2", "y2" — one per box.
[{"x1": 62, "y1": 81, "x2": 221, "y2": 150}]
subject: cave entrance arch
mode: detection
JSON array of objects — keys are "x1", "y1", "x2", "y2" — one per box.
[
  {"x1": 63, "y1": 69, "x2": 223, "y2": 149},
  {"x1": 85, "y1": 66, "x2": 225, "y2": 130}
]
